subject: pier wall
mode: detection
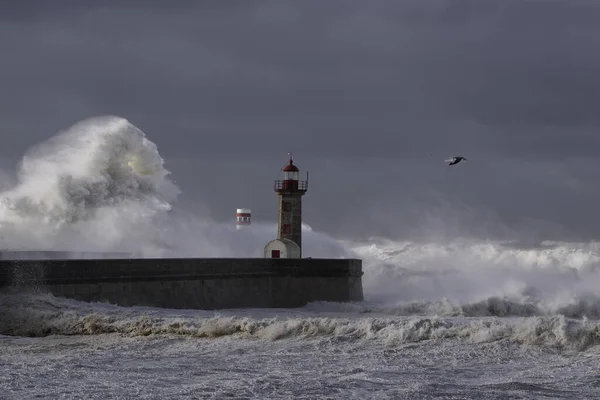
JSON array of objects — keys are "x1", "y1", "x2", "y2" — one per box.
[{"x1": 0, "y1": 257, "x2": 363, "y2": 309}]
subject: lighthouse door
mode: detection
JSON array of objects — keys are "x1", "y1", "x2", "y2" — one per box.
[{"x1": 271, "y1": 250, "x2": 281, "y2": 258}]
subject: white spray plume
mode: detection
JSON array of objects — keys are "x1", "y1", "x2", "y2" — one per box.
[
  {"x1": 0, "y1": 116, "x2": 180, "y2": 253},
  {"x1": 0, "y1": 116, "x2": 348, "y2": 258},
  {"x1": 345, "y1": 237, "x2": 600, "y2": 319}
]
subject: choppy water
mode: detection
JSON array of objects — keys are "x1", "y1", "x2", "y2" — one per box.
[
  {"x1": 5, "y1": 235, "x2": 600, "y2": 399},
  {"x1": 2, "y1": 290, "x2": 600, "y2": 399}
]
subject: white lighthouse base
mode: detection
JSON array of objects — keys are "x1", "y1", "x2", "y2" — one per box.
[{"x1": 264, "y1": 238, "x2": 301, "y2": 259}]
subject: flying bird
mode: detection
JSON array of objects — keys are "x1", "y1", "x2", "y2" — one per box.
[{"x1": 445, "y1": 156, "x2": 468, "y2": 166}]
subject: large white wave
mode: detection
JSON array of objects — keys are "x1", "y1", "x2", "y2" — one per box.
[
  {"x1": 0, "y1": 116, "x2": 181, "y2": 253},
  {"x1": 347, "y1": 237, "x2": 600, "y2": 319},
  {"x1": 0, "y1": 116, "x2": 347, "y2": 258}
]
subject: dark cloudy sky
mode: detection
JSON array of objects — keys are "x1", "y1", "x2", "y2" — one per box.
[{"x1": 1, "y1": 0, "x2": 600, "y2": 243}]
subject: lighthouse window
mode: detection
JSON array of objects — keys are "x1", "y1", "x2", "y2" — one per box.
[
  {"x1": 282, "y1": 201, "x2": 291, "y2": 212},
  {"x1": 284, "y1": 171, "x2": 299, "y2": 181},
  {"x1": 282, "y1": 224, "x2": 291, "y2": 234}
]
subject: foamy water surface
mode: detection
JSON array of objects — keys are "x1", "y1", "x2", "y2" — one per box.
[{"x1": 2, "y1": 289, "x2": 600, "y2": 399}]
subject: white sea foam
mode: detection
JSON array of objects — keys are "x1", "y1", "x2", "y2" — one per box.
[
  {"x1": 345, "y1": 237, "x2": 600, "y2": 319},
  {"x1": 0, "y1": 116, "x2": 180, "y2": 254},
  {"x1": 2, "y1": 292, "x2": 600, "y2": 352}
]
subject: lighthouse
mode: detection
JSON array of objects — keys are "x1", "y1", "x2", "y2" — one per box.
[{"x1": 264, "y1": 153, "x2": 308, "y2": 258}]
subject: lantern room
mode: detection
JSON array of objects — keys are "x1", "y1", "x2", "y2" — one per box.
[
  {"x1": 283, "y1": 159, "x2": 299, "y2": 181},
  {"x1": 274, "y1": 154, "x2": 308, "y2": 193}
]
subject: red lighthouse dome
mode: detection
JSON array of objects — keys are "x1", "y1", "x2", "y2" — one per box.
[
  {"x1": 275, "y1": 154, "x2": 307, "y2": 193},
  {"x1": 282, "y1": 158, "x2": 299, "y2": 180},
  {"x1": 282, "y1": 159, "x2": 299, "y2": 172}
]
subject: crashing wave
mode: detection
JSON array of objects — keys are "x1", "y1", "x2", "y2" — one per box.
[
  {"x1": 0, "y1": 116, "x2": 180, "y2": 253},
  {"x1": 2, "y1": 292, "x2": 600, "y2": 352}
]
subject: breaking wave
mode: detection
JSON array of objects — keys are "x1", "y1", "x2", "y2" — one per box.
[
  {"x1": 0, "y1": 116, "x2": 180, "y2": 254},
  {"x1": 342, "y1": 237, "x2": 600, "y2": 321},
  {"x1": 2, "y1": 292, "x2": 600, "y2": 352}
]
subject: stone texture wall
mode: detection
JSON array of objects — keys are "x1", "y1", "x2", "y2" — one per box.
[
  {"x1": 0, "y1": 258, "x2": 363, "y2": 309},
  {"x1": 277, "y1": 194, "x2": 304, "y2": 253}
]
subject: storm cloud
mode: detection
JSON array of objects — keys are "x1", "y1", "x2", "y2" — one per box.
[{"x1": 1, "y1": 0, "x2": 600, "y2": 242}]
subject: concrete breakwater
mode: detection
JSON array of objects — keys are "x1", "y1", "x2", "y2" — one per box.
[{"x1": 0, "y1": 257, "x2": 364, "y2": 309}]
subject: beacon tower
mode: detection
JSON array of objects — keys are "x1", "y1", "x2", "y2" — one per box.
[
  {"x1": 275, "y1": 154, "x2": 308, "y2": 251},
  {"x1": 264, "y1": 153, "x2": 308, "y2": 258}
]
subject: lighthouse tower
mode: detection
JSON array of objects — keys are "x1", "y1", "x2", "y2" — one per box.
[{"x1": 264, "y1": 153, "x2": 308, "y2": 258}]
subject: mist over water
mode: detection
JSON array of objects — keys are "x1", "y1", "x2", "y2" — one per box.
[
  {"x1": 3, "y1": 116, "x2": 600, "y2": 352},
  {"x1": 352, "y1": 237, "x2": 600, "y2": 319}
]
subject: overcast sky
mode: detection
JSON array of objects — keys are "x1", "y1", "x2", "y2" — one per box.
[{"x1": 1, "y1": 0, "x2": 600, "y2": 243}]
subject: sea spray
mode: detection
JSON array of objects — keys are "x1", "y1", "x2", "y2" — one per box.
[
  {"x1": 349, "y1": 237, "x2": 600, "y2": 319},
  {"x1": 0, "y1": 116, "x2": 179, "y2": 254},
  {"x1": 0, "y1": 116, "x2": 348, "y2": 258}
]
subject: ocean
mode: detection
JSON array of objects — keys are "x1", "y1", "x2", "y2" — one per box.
[
  {"x1": 3, "y1": 238, "x2": 600, "y2": 399},
  {"x1": 2, "y1": 116, "x2": 600, "y2": 398}
]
